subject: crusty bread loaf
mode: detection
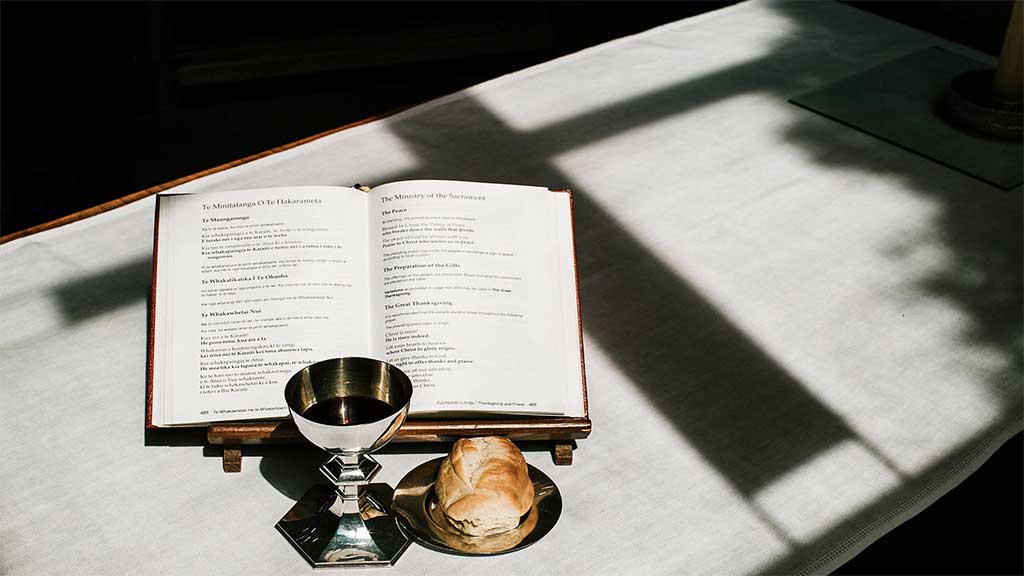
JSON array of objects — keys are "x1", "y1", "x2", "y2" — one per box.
[
  {"x1": 434, "y1": 504, "x2": 537, "y2": 553},
  {"x1": 434, "y1": 436, "x2": 534, "y2": 536}
]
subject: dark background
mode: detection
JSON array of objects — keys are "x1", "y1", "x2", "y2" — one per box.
[{"x1": 1, "y1": 2, "x2": 1020, "y2": 574}]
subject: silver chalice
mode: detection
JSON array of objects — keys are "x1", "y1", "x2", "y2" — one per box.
[{"x1": 276, "y1": 357, "x2": 414, "y2": 568}]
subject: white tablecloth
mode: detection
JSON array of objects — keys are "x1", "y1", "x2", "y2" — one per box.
[{"x1": 2, "y1": 1, "x2": 1020, "y2": 574}]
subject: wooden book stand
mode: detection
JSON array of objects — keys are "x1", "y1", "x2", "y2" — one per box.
[{"x1": 207, "y1": 417, "x2": 591, "y2": 472}]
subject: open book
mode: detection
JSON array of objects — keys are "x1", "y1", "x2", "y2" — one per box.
[{"x1": 147, "y1": 180, "x2": 585, "y2": 427}]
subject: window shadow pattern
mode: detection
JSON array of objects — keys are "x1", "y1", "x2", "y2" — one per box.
[
  {"x1": 376, "y1": 96, "x2": 860, "y2": 500},
  {"x1": 51, "y1": 256, "x2": 152, "y2": 324},
  {"x1": 34, "y1": 0, "x2": 1020, "y2": 571},
  {"x1": 359, "y1": 1, "x2": 1021, "y2": 569},
  {"x1": 780, "y1": 116, "x2": 1022, "y2": 395}
]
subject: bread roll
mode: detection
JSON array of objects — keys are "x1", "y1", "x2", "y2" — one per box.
[
  {"x1": 434, "y1": 504, "x2": 537, "y2": 553},
  {"x1": 435, "y1": 436, "x2": 534, "y2": 536}
]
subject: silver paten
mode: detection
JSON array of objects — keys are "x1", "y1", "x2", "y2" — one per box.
[{"x1": 392, "y1": 457, "x2": 562, "y2": 556}]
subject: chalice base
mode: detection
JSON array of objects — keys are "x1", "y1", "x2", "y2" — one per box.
[{"x1": 276, "y1": 483, "x2": 412, "y2": 568}]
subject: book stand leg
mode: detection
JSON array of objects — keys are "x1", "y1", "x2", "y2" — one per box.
[
  {"x1": 552, "y1": 441, "x2": 575, "y2": 466},
  {"x1": 222, "y1": 445, "x2": 242, "y2": 473}
]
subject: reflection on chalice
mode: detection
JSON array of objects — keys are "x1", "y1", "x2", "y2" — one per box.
[{"x1": 276, "y1": 357, "x2": 414, "y2": 568}]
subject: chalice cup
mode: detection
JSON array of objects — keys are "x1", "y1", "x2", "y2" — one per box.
[{"x1": 276, "y1": 357, "x2": 414, "y2": 568}]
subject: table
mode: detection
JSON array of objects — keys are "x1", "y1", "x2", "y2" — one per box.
[{"x1": 1, "y1": 1, "x2": 1020, "y2": 574}]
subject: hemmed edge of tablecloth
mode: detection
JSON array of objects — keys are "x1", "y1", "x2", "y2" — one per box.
[{"x1": 793, "y1": 412, "x2": 1023, "y2": 576}]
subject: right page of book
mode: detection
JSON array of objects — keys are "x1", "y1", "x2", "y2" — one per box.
[{"x1": 368, "y1": 180, "x2": 582, "y2": 416}]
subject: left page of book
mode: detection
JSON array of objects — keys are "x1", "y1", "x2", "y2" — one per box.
[{"x1": 151, "y1": 186, "x2": 373, "y2": 426}]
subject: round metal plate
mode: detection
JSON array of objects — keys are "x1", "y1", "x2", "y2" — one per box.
[{"x1": 392, "y1": 457, "x2": 562, "y2": 556}]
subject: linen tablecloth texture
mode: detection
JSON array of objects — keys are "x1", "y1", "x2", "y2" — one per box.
[{"x1": 1, "y1": 1, "x2": 1020, "y2": 574}]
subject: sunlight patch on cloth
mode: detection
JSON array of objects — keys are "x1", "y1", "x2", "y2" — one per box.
[{"x1": 753, "y1": 440, "x2": 901, "y2": 543}]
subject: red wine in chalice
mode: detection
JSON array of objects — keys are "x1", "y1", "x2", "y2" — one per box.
[{"x1": 301, "y1": 396, "x2": 397, "y2": 426}]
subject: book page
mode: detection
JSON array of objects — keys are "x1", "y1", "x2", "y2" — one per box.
[
  {"x1": 152, "y1": 186, "x2": 372, "y2": 425},
  {"x1": 368, "y1": 180, "x2": 569, "y2": 415}
]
